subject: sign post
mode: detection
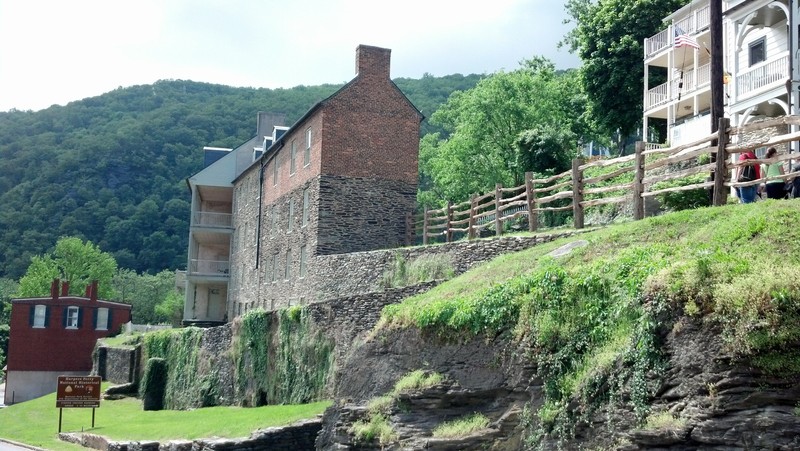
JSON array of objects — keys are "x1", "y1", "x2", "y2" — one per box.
[{"x1": 56, "y1": 376, "x2": 101, "y2": 433}]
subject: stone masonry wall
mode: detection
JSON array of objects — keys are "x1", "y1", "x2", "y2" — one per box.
[
  {"x1": 316, "y1": 175, "x2": 415, "y2": 255},
  {"x1": 93, "y1": 346, "x2": 137, "y2": 384},
  {"x1": 309, "y1": 231, "x2": 580, "y2": 303}
]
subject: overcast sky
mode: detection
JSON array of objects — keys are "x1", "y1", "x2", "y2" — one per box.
[{"x1": 0, "y1": 0, "x2": 580, "y2": 112}]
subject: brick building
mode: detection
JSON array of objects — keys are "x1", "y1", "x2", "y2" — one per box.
[
  {"x1": 183, "y1": 44, "x2": 422, "y2": 323},
  {"x1": 3, "y1": 280, "x2": 132, "y2": 404}
]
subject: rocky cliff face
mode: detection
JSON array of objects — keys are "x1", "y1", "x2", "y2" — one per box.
[{"x1": 316, "y1": 317, "x2": 800, "y2": 450}]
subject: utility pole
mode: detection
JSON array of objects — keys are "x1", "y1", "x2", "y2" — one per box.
[
  {"x1": 709, "y1": 0, "x2": 724, "y2": 205},
  {"x1": 710, "y1": 0, "x2": 724, "y2": 134}
]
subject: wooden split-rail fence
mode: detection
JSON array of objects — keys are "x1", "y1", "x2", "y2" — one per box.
[{"x1": 413, "y1": 116, "x2": 800, "y2": 244}]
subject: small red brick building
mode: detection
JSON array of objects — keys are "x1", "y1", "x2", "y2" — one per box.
[{"x1": 3, "y1": 279, "x2": 132, "y2": 404}]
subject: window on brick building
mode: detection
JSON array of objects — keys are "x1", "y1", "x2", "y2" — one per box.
[
  {"x1": 31, "y1": 304, "x2": 49, "y2": 328},
  {"x1": 304, "y1": 128, "x2": 312, "y2": 166},
  {"x1": 95, "y1": 307, "x2": 110, "y2": 331},
  {"x1": 284, "y1": 250, "x2": 291, "y2": 280},
  {"x1": 302, "y1": 188, "x2": 310, "y2": 227},
  {"x1": 272, "y1": 254, "x2": 279, "y2": 283},
  {"x1": 290, "y1": 140, "x2": 297, "y2": 174},
  {"x1": 300, "y1": 245, "x2": 307, "y2": 278},
  {"x1": 65, "y1": 306, "x2": 81, "y2": 329},
  {"x1": 288, "y1": 199, "x2": 295, "y2": 232},
  {"x1": 273, "y1": 155, "x2": 279, "y2": 185},
  {"x1": 271, "y1": 207, "x2": 278, "y2": 236}
]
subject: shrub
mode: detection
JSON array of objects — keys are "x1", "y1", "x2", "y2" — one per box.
[
  {"x1": 141, "y1": 357, "x2": 168, "y2": 411},
  {"x1": 381, "y1": 253, "x2": 454, "y2": 288},
  {"x1": 652, "y1": 176, "x2": 709, "y2": 211}
]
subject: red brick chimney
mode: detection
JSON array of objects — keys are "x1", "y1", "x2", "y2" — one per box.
[
  {"x1": 83, "y1": 280, "x2": 98, "y2": 300},
  {"x1": 61, "y1": 281, "x2": 70, "y2": 297},
  {"x1": 51, "y1": 279, "x2": 60, "y2": 300},
  {"x1": 355, "y1": 44, "x2": 391, "y2": 80}
]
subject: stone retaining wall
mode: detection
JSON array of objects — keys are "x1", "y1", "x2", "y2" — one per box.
[{"x1": 60, "y1": 419, "x2": 321, "y2": 451}]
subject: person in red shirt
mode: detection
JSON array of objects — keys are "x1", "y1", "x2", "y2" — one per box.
[{"x1": 736, "y1": 150, "x2": 761, "y2": 203}]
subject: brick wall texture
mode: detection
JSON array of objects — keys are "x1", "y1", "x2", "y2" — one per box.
[{"x1": 228, "y1": 45, "x2": 421, "y2": 319}]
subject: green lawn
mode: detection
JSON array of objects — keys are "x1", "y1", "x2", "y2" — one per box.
[{"x1": 0, "y1": 385, "x2": 331, "y2": 450}]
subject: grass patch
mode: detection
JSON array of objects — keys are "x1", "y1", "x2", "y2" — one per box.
[
  {"x1": 392, "y1": 369, "x2": 443, "y2": 394},
  {"x1": 98, "y1": 332, "x2": 143, "y2": 348},
  {"x1": 351, "y1": 414, "x2": 397, "y2": 445},
  {"x1": 353, "y1": 370, "x2": 445, "y2": 447},
  {"x1": 432, "y1": 413, "x2": 490, "y2": 438},
  {"x1": 0, "y1": 384, "x2": 330, "y2": 450},
  {"x1": 643, "y1": 412, "x2": 686, "y2": 431},
  {"x1": 381, "y1": 252, "x2": 455, "y2": 288},
  {"x1": 375, "y1": 201, "x2": 800, "y2": 445}
]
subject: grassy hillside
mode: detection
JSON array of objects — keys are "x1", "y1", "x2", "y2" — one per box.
[
  {"x1": 0, "y1": 74, "x2": 481, "y2": 278},
  {"x1": 379, "y1": 199, "x2": 800, "y2": 439}
]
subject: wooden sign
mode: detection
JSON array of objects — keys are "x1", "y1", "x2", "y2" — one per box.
[{"x1": 56, "y1": 376, "x2": 101, "y2": 408}]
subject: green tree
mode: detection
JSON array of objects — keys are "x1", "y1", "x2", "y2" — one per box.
[
  {"x1": 16, "y1": 237, "x2": 117, "y2": 298},
  {"x1": 419, "y1": 58, "x2": 591, "y2": 206},
  {"x1": 562, "y1": 0, "x2": 689, "y2": 148},
  {"x1": 111, "y1": 269, "x2": 177, "y2": 324},
  {"x1": 0, "y1": 278, "x2": 20, "y2": 325},
  {"x1": 155, "y1": 290, "x2": 184, "y2": 327}
]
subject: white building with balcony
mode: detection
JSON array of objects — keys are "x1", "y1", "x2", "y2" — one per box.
[
  {"x1": 644, "y1": 0, "x2": 797, "y2": 146},
  {"x1": 183, "y1": 112, "x2": 286, "y2": 326}
]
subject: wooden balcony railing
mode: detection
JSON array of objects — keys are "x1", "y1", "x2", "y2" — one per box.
[{"x1": 736, "y1": 54, "x2": 789, "y2": 100}]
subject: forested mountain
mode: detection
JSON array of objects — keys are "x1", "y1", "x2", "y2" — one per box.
[{"x1": 0, "y1": 74, "x2": 481, "y2": 279}]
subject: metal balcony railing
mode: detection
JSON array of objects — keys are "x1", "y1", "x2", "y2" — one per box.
[
  {"x1": 192, "y1": 211, "x2": 233, "y2": 228},
  {"x1": 189, "y1": 259, "x2": 230, "y2": 276}
]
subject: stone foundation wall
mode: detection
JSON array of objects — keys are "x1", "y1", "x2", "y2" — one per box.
[
  {"x1": 61, "y1": 419, "x2": 321, "y2": 451},
  {"x1": 93, "y1": 346, "x2": 138, "y2": 384},
  {"x1": 309, "y1": 231, "x2": 579, "y2": 302}
]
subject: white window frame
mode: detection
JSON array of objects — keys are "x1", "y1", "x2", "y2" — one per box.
[
  {"x1": 302, "y1": 188, "x2": 310, "y2": 227},
  {"x1": 66, "y1": 306, "x2": 79, "y2": 329},
  {"x1": 284, "y1": 249, "x2": 291, "y2": 280},
  {"x1": 749, "y1": 37, "x2": 766, "y2": 67},
  {"x1": 96, "y1": 307, "x2": 109, "y2": 331},
  {"x1": 300, "y1": 245, "x2": 307, "y2": 278},
  {"x1": 33, "y1": 304, "x2": 47, "y2": 328},
  {"x1": 290, "y1": 139, "x2": 297, "y2": 175},
  {"x1": 273, "y1": 156, "x2": 279, "y2": 186},
  {"x1": 288, "y1": 199, "x2": 295, "y2": 232},
  {"x1": 304, "y1": 128, "x2": 312, "y2": 167}
]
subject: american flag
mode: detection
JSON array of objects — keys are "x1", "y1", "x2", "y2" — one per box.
[{"x1": 674, "y1": 27, "x2": 700, "y2": 49}]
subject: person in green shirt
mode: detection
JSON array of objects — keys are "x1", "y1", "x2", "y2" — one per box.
[{"x1": 763, "y1": 147, "x2": 786, "y2": 199}]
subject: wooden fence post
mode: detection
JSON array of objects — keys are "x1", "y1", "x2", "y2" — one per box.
[
  {"x1": 633, "y1": 141, "x2": 645, "y2": 220},
  {"x1": 445, "y1": 201, "x2": 453, "y2": 243},
  {"x1": 405, "y1": 211, "x2": 413, "y2": 246},
  {"x1": 572, "y1": 158, "x2": 585, "y2": 229},
  {"x1": 525, "y1": 172, "x2": 537, "y2": 232},
  {"x1": 468, "y1": 194, "x2": 477, "y2": 240},
  {"x1": 494, "y1": 183, "x2": 503, "y2": 237},
  {"x1": 422, "y1": 206, "x2": 429, "y2": 246},
  {"x1": 713, "y1": 117, "x2": 730, "y2": 206}
]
